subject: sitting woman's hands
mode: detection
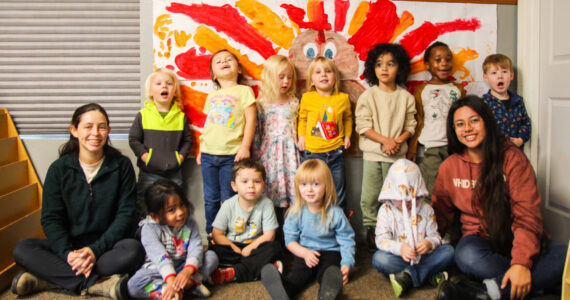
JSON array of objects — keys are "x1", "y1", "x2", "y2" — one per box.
[
  {"x1": 67, "y1": 247, "x2": 96, "y2": 278},
  {"x1": 502, "y1": 264, "x2": 531, "y2": 300}
]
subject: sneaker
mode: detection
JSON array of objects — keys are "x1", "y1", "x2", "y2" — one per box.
[
  {"x1": 273, "y1": 260, "x2": 284, "y2": 274},
  {"x1": 11, "y1": 271, "x2": 57, "y2": 296},
  {"x1": 261, "y1": 264, "x2": 289, "y2": 300},
  {"x1": 389, "y1": 270, "x2": 413, "y2": 297},
  {"x1": 211, "y1": 267, "x2": 235, "y2": 285},
  {"x1": 86, "y1": 274, "x2": 128, "y2": 300},
  {"x1": 318, "y1": 266, "x2": 343, "y2": 300},
  {"x1": 437, "y1": 275, "x2": 491, "y2": 300},
  {"x1": 190, "y1": 283, "x2": 211, "y2": 298},
  {"x1": 428, "y1": 271, "x2": 449, "y2": 287},
  {"x1": 366, "y1": 226, "x2": 377, "y2": 253}
]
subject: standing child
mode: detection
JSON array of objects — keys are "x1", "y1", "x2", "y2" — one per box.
[
  {"x1": 254, "y1": 54, "x2": 300, "y2": 230},
  {"x1": 129, "y1": 68, "x2": 192, "y2": 218},
  {"x1": 199, "y1": 50, "x2": 257, "y2": 234},
  {"x1": 128, "y1": 179, "x2": 218, "y2": 299},
  {"x1": 209, "y1": 158, "x2": 282, "y2": 284},
  {"x1": 482, "y1": 54, "x2": 531, "y2": 149},
  {"x1": 297, "y1": 56, "x2": 352, "y2": 208},
  {"x1": 372, "y1": 159, "x2": 454, "y2": 298},
  {"x1": 261, "y1": 159, "x2": 356, "y2": 300},
  {"x1": 407, "y1": 41, "x2": 466, "y2": 198},
  {"x1": 355, "y1": 43, "x2": 417, "y2": 252}
]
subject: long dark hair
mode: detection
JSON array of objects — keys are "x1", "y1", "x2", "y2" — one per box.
[
  {"x1": 363, "y1": 43, "x2": 411, "y2": 87},
  {"x1": 447, "y1": 95, "x2": 513, "y2": 255},
  {"x1": 145, "y1": 179, "x2": 193, "y2": 219},
  {"x1": 59, "y1": 103, "x2": 121, "y2": 157}
]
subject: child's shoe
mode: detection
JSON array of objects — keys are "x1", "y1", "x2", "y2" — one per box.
[
  {"x1": 190, "y1": 283, "x2": 211, "y2": 298},
  {"x1": 86, "y1": 274, "x2": 129, "y2": 300},
  {"x1": 273, "y1": 260, "x2": 284, "y2": 274},
  {"x1": 318, "y1": 266, "x2": 343, "y2": 300},
  {"x1": 261, "y1": 264, "x2": 289, "y2": 300},
  {"x1": 389, "y1": 270, "x2": 413, "y2": 297},
  {"x1": 366, "y1": 226, "x2": 377, "y2": 253},
  {"x1": 428, "y1": 271, "x2": 448, "y2": 287},
  {"x1": 11, "y1": 271, "x2": 58, "y2": 296},
  {"x1": 211, "y1": 267, "x2": 235, "y2": 285}
]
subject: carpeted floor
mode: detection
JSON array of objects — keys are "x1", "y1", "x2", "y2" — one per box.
[{"x1": 0, "y1": 246, "x2": 561, "y2": 300}]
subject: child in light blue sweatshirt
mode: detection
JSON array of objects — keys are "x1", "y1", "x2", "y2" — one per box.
[
  {"x1": 261, "y1": 159, "x2": 355, "y2": 300},
  {"x1": 128, "y1": 179, "x2": 218, "y2": 299}
]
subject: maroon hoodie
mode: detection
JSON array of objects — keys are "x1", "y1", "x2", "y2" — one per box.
[{"x1": 432, "y1": 147, "x2": 543, "y2": 268}]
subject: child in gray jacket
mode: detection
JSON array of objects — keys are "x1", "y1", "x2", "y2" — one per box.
[{"x1": 128, "y1": 179, "x2": 218, "y2": 299}]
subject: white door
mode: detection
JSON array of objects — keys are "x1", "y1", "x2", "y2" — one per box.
[{"x1": 536, "y1": 0, "x2": 570, "y2": 243}]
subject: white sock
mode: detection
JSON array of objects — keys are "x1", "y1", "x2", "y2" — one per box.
[{"x1": 483, "y1": 278, "x2": 501, "y2": 300}]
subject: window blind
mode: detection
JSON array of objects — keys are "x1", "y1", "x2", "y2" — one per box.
[{"x1": 0, "y1": 0, "x2": 141, "y2": 134}]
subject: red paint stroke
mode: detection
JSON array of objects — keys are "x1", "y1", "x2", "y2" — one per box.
[
  {"x1": 174, "y1": 48, "x2": 212, "y2": 80},
  {"x1": 165, "y1": 65, "x2": 175, "y2": 70},
  {"x1": 334, "y1": 0, "x2": 350, "y2": 32},
  {"x1": 316, "y1": 30, "x2": 325, "y2": 44},
  {"x1": 348, "y1": 0, "x2": 400, "y2": 61},
  {"x1": 406, "y1": 80, "x2": 425, "y2": 95},
  {"x1": 166, "y1": 2, "x2": 276, "y2": 59},
  {"x1": 281, "y1": 4, "x2": 331, "y2": 31},
  {"x1": 181, "y1": 85, "x2": 207, "y2": 128},
  {"x1": 251, "y1": 84, "x2": 259, "y2": 99},
  {"x1": 400, "y1": 18, "x2": 481, "y2": 59}
]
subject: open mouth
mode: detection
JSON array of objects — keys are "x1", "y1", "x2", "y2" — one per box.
[
  {"x1": 497, "y1": 82, "x2": 505, "y2": 88},
  {"x1": 161, "y1": 91, "x2": 168, "y2": 97}
]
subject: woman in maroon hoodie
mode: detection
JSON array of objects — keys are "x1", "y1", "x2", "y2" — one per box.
[{"x1": 432, "y1": 95, "x2": 566, "y2": 300}]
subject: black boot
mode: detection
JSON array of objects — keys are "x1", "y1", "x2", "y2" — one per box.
[
  {"x1": 366, "y1": 226, "x2": 377, "y2": 253},
  {"x1": 437, "y1": 276, "x2": 491, "y2": 300}
]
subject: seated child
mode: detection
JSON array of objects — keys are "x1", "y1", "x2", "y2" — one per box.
[
  {"x1": 261, "y1": 159, "x2": 356, "y2": 300},
  {"x1": 372, "y1": 159, "x2": 454, "y2": 298},
  {"x1": 482, "y1": 54, "x2": 531, "y2": 149},
  {"x1": 209, "y1": 158, "x2": 282, "y2": 284},
  {"x1": 128, "y1": 179, "x2": 218, "y2": 299}
]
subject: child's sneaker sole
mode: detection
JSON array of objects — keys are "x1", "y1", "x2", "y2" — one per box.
[
  {"x1": 389, "y1": 273, "x2": 404, "y2": 297},
  {"x1": 318, "y1": 266, "x2": 343, "y2": 300},
  {"x1": 261, "y1": 264, "x2": 289, "y2": 300}
]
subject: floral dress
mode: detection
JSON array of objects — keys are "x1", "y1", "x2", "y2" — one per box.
[{"x1": 254, "y1": 97, "x2": 300, "y2": 208}]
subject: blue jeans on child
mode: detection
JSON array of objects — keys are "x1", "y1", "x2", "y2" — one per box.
[
  {"x1": 372, "y1": 244, "x2": 455, "y2": 287},
  {"x1": 301, "y1": 147, "x2": 346, "y2": 208},
  {"x1": 200, "y1": 153, "x2": 236, "y2": 233},
  {"x1": 455, "y1": 234, "x2": 567, "y2": 298},
  {"x1": 127, "y1": 250, "x2": 219, "y2": 298}
]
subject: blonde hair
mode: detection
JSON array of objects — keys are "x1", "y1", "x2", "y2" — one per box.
[
  {"x1": 482, "y1": 54, "x2": 513, "y2": 74},
  {"x1": 286, "y1": 159, "x2": 337, "y2": 228},
  {"x1": 144, "y1": 68, "x2": 183, "y2": 110},
  {"x1": 306, "y1": 56, "x2": 340, "y2": 95},
  {"x1": 259, "y1": 55, "x2": 297, "y2": 102}
]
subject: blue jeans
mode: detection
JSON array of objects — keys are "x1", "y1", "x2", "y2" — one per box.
[
  {"x1": 301, "y1": 147, "x2": 346, "y2": 208},
  {"x1": 372, "y1": 244, "x2": 455, "y2": 287},
  {"x1": 455, "y1": 235, "x2": 567, "y2": 298},
  {"x1": 200, "y1": 153, "x2": 236, "y2": 233}
]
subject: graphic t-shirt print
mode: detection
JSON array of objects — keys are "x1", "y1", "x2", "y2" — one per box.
[
  {"x1": 205, "y1": 94, "x2": 237, "y2": 128},
  {"x1": 310, "y1": 105, "x2": 339, "y2": 140}
]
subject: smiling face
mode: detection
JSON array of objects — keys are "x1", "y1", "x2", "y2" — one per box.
[
  {"x1": 298, "y1": 177, "x2": 326, "y2": 208},
  {"x1": 426, "y1": 46, "x2": 453, "y2": 84},
  {"x1": 484, "y1": 64, "x2": 514, "y2": 99},
  {"x1": 150, "y1": 72, "x2": 175, "y2": 111},
  {"x1": 158, "y1": 194, "x2": 188, "y2": 228},
  {"x1": 231, "y1": 168, "x2": 265, "y2": 204},
  {"x1": 210, "y1": 50, "x2": 240, "y2": 84},
  {"x1": 453, "y1": 106, "x2": 487, "y2": 161},
  {"x1": 375, "y1": 52, "x2": 399, "y2": 91},
  {"x1": 310, "y1": 61, "x2": 336, "y2": 95},
  {"x1": 70, "y1": 110, "x2": 110, "y2": 159}
]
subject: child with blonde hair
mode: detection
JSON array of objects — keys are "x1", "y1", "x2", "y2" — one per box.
[
  {"x1": 372, "y1": 159, "x2": 453, "y2": 298},
  {"x1": 254, "y1": 54, "x2": 300, "y2": 227},
  {"x1": 261, "y1": 159, "x2": 355, "y2": 300},
  {"x1": 129, "y1": 68, "x2": 192, "y2": 217},
  {"x1": 297, "y1": 56, "x2": 352, "y2": 208},
  {"x1": 199, "y1": 50, "x2": 257, "y2": 234}
]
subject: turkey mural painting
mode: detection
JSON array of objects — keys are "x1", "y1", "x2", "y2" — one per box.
[{"x1": 153, "y1": 0, "x2": 497, "y2": 156}]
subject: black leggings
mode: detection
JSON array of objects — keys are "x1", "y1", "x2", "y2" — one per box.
[
  {"x1": 282, "y1": 250, "x2": 341, "y2": 298},
  {"x1": 13, "y1": 238, "x2": 145, "y2": 293}
]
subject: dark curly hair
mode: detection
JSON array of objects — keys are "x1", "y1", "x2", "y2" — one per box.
[
  {"x1": 363, "y1": 43, "x2": 411, "y2": 87},
  {"x1": 423, "y1": 41, "x2": 450, "y2": 63}
]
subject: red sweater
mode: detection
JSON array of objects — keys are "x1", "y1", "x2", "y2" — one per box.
[{"x1": 432, "y1": 147, "x2": 543, "y2": 268}]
